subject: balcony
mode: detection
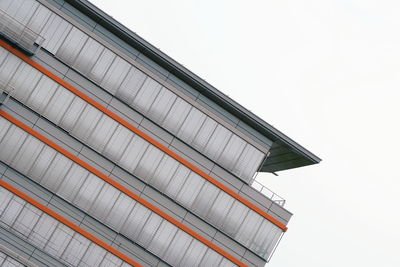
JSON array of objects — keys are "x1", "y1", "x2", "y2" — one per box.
[
  {"x1": 0, "y1": 9, "x2": 44, "y2": 56},
  {"x1": 251, "y1": 179, "x2": 286, "y2": 207}
]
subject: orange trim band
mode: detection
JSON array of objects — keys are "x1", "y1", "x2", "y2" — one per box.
[
  {"x1": 0, "y1": 39, "x2": 287, "y2": 232},
  {"x1": 0, "y1": 179, "x2": 143, "y2": 267},
  {"x1": 0, "y1": 110, "x2": 247, "y2": 267}
]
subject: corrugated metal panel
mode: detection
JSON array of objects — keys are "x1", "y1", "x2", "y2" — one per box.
[{"x1": 60, "y1": 0, "x2": 321, "y2": 172}]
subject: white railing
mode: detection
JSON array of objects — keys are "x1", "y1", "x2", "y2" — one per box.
[
  {"x1": 251, "y1": 179, "x2": 286, "y2": 207},
  {"x1": 0, "y1": 9, "x2": 44, "y2": 55}
]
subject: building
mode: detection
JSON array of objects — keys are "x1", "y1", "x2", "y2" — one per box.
[{"x1": 0, "y1": 0, "x2": 320, "y2": 266}]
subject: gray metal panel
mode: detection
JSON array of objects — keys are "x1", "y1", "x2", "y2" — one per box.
[
  {"x1": 1, "y1": 69, "x2": 287, "y2": 259},
  {"x1": 93, "y1": 23, "x2": 140, "y2": 59},
  {"x1": 64, "y1": 68, "x2": 112, "y2": 105},
  {"x1": 1, "y1": 100, "x2": 38, "y2": 127},
  {"x1": 197, "y1": 94, "x2": 241, "y2": 127},
  {"x1": 242, "y1": 249, "x2": 267, "y2": 267},
  {"x1": 110, "y1": 166, "x2": 145, "y2": 194},
  {"x1": 1, "y1": 101, "x2": 282, "y2": 263},
  {"x1": 112, "y1": 235, "x2": 158, "y2": 267},
  {"x1": 169, "y1": 138, "x2": 215, "y2": 171},
  {"x1": 107, "y1": 97, "x2": 143, "y2": 126},
  {"x1": 38, "y1": 0, "x2": 271, "y2": 155},
  {"x1": 141, "y1": 185, "x2": 188, "y2": 219},
  {"x1": 183, "y1": 213, "x2": 217, "y2": 240},
  {"x1": 0, "y1": 228, "x2": 66, "y2": 267},
  {"x1": 60, "y1": 0, "x2": 321, "y2": 172},
  {"x1": 211, "y1": 165, "x2": 244, "y2": 191},
  {"x1": 78, "y1": 146, "x2": 115, "y2": 174},
  {"x1": 213, "y1": 231, "x2": 246, "y2": 257},
  {"x1": 139, "y1": 118, "x2": 174, "y2": 146},
  {"x1": 1, "y1": 164, "x2": 167, "y2": 266},
  {"x1": 81, "y1": 216, "x2": 118, "y2": 243},
  {"x1": 60, "y1": 1, "x2": 97, "y2": 30},
  {"x1": 166, "y1": 73, "x2": 200, "y2": 101},
  {"x1": 35, "y1": 117, "x2": 83, "y2": 153},
  {"x1": 211, "y1": 238, "x2": 243, "y2": 262},
  {"x1": 269, "y1": 203, "x2": 292, "y2": 224},
  {"x1": 137, "y1": 53, "x2": 170, "y2": 80},
  {"x1": 0, "y1": 161, "x2": 7, "y2": 176},
  {"x1": 48, "y1": 197, "x2": 85, "y2": 225},
  {"x1": 2, "y1": 168, "x2": 53, "y2": 205},
  {"x1": 34, "y1": 49, "x2": 69, "y2": 77}
]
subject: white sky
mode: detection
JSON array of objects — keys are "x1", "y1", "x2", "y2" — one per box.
[{"x1": 89, "y1": 0, "x2": 400, "y2": 266}]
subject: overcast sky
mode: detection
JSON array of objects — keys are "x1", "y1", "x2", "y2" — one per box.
[{"x1": 89, "y1": 0, "x2": 400, "y2": 266}]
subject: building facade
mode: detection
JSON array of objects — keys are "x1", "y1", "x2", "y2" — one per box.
[{"x1": 0, "y1": 0, "x2": 320, "y2": 266}]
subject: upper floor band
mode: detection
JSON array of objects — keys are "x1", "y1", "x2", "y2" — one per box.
[
  {"x1": 0, "y1": 181, "x2": 143, "y2": 267},
  {"x1": 0, "y1": 43, "x2": 285, "y2": 258},
  {"x1": 0, "y1": 114, "x2": 243, "y2": 266},
  {"x1": 0, "y1": 0, "x2": 270, "y2": 185}
]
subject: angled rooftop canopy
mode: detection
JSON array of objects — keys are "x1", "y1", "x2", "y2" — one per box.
[{"x1": 66, "y1": 0, "x2": 321, "y2": 173}]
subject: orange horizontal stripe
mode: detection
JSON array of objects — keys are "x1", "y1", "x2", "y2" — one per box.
[
  {"x1": 0, "y1": 110, "x2": 246, "y2": 267},
  {"x1": 0, "y1": 39, "x2": 287, "y2": 232},
  {"x1": 0, "y1": 179, "x2": 143, "y2": 267}
]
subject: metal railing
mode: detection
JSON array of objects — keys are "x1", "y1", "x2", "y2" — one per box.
[
  {"x1": 251, "y1": 179, "x2": 286, "y2": 207},
  {"x1": 0, "y1": 9, "x2": 44, "y2": 55}
]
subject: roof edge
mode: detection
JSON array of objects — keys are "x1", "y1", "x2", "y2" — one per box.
[{"x1": 62, "y1": 0, "x2": 321, "y2": 170}]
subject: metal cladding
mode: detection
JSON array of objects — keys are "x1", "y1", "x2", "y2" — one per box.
[{"x1": 0, "y1": 0, "x2": 319, "y2": 266}]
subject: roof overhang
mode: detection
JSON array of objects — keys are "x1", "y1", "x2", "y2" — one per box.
[{"x1": 62, "y1": 0, "x2": 321, "y2": 172}]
